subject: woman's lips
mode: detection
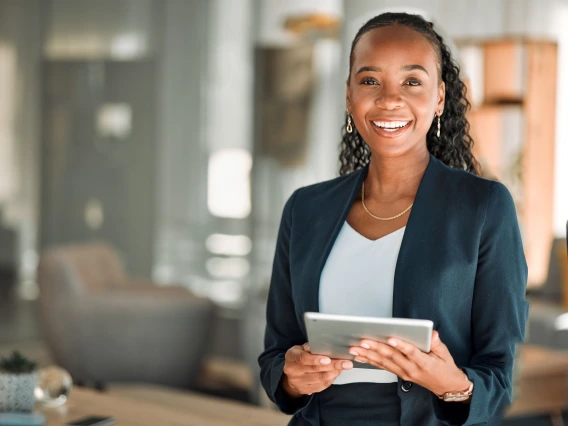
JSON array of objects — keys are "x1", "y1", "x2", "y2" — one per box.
[{"x1": 370, "y1": 120, "x2": 412, "y2": 138}]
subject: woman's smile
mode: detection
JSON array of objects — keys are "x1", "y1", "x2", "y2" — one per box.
[{"x1": 370, "y1": 119, "x2": 413, "y2": 138}]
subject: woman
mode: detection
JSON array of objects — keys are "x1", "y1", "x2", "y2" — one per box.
[{"x1": 258, "y1": 12, "x2": 529, "y2": 426}]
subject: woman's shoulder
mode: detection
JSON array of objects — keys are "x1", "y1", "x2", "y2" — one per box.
[
  {"x1": 290, "y1": 168, "x2": 364, "y2": 210},
  {"x1": 298, "y1": 170, "x2": 361, "y2": 195},
  {"x1": 435, "y1": 158, "x2": 513, "y2": 205}
]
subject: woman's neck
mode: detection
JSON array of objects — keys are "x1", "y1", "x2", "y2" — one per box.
[{"x1": 365, "y1": 148, "x2": 430, "y2": 202}]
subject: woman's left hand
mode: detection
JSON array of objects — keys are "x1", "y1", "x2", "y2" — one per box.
[{"x1": 349, "y1": 330, "x2": 470, "y2": 396}]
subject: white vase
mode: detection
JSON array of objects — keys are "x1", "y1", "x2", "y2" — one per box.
[{"x1": 0, "y1": 371, "x2": 39, "y2": 412}]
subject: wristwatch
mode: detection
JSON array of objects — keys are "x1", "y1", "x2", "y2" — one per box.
[{"x1": 436, "y1": 369, "x2": 474, "y2": 402}]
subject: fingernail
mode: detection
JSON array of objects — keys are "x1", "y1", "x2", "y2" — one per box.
[
  {"x1": 355, "y1": 358, "x2": 367, "y2": 364},
  {"x1": 361, "y1": 343, "x2": 370, "y2": 349},
  {"x1": 349, "y1": 350, "x2": 359, "y2": 356},
  {"x1": 387, "y1": 339, "x2": 398, "y2": 347},
  {"x1": 320, "y1": 357, "x2": 331, "y2": 365},
  {"x1": 342, "y1": 362, "x2": 353, "y2": 369}
]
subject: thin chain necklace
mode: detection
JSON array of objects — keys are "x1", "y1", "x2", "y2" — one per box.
[{"x1": 361, "y1": 181, "x2": 413, "y2": 221}]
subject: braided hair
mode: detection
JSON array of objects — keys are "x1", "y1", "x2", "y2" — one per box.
[{"x1": 339, "y1": 12, "x2": 479, "y2": 176}]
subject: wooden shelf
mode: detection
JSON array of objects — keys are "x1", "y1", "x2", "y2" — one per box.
[{"x1": 460, "y1": 39, "x2": 557, "y2": 287}]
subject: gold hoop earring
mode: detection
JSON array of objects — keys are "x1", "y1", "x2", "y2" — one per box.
[
  {"x1": 437, "y1": 114, "x2": 441, "y2": 138},
  {"x1": 347, "y1": 114, "x2": 353, "y2": 134}
]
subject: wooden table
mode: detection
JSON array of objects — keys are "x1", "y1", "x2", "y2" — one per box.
[
  {"x1": 37, "y1": 345, "x2": 568, "y2": 425},
  {"x1": 40, "y1": 384, "x2": 290, "y2": 426},
  {"x1": 506, "y1": 344, "x2": 568, "y2": 425}
]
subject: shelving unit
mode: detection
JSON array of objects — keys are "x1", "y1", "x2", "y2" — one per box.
[{"x1": 458, "y1": 38, "x2": 558, "y2": 287}]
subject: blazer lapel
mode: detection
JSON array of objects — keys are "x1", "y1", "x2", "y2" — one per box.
[
  {"x1": 392, "y1": 154, "x2": 445, "y2": 319},
  {"x1": 299, "y1": 164, "x2": 369, "y2": 316}
]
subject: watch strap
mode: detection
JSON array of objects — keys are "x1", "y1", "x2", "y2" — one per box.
[{"x1": 437, "y1": 369, "x2": 474, "y2": 402}]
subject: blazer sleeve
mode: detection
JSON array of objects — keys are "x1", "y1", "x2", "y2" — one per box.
[
  {"x1": 258, "y1": 189, "x2": 315, "y2": 415},
  {"x1": 432, "y1": 181, "x2": 530, "y2": 425}
]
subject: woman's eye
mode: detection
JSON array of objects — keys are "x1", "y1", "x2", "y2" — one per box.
[
  {"x1": 406, "y1": 80, "x2": 422, "y2": 86},
  {"x1": 361, "y1": 77, "x2": 379, "y2": 85}
]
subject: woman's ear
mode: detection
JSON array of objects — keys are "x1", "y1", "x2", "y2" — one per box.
[
  {"x1": 437, "y1": 81, "x2": 446, "y2": 114},
  {"x1": 346, "y1": 83, "x2": 352, "y2": 113}
]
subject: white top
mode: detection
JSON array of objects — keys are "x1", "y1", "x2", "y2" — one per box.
[{"x1": 319, "y1": 221, "x2": 406, "y2": 385}]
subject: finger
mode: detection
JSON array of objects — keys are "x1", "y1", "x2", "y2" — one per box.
[
  {"x1": 293, "y1": 346, "x2": 352, "y2": 369},
  {"x1": 302, "y1": 370, "x2": 342, "y2": 385},
  {"x1": 304, "y1": 358, "x2": 352, "y2": 372},
  {"x1": 294, "y1": 350, "x2": 331, "y2": 366},
  {"x1": 303, "y1": 361, "x2": 352, "y2": 373},
  {"x1": 299, "y1": 344, "x2": 352, "y2": 370},
  {"x1": 291, "y1": 347, "x2": 332, "y2": 366},
  {"x1": 353, "y1": 341, "x2": 416, "y2": 376},
  {"x1": 333, "y1": 359, "x2": 353, "y2": 370},
  {"x1": 384, "y1": 338, "x2": 427, "y2": 368},
  {"x1": 429, "y1": 331, "x2": 450, "y2": 358},
  {"x1": 353, "y1": 354, "x2": 407, "y2": 379}
]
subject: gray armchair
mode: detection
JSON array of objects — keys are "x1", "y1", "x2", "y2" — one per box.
[
  {"x1": 525, "y1": 234, "x2": 568, "y2": 350},
  {"x1": 37, "y1": 241, "x2": 214, "y2": 389}
]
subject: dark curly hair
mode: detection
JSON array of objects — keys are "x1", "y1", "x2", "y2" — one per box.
[{"x1": 339, "y1": 12, "x2": 480, "y2": 176}]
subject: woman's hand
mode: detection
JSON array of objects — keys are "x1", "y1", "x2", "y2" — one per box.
[
  {"x1": 349, "y1": 331, "x2": 471, "y2": 396},
  {"x1": 281, "y1": 343, "x2": 353, "y2": 398}
]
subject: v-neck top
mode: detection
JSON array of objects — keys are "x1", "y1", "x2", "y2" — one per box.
[{"x1": 319, "y1": 221, "x2": 406, "y2": 385}]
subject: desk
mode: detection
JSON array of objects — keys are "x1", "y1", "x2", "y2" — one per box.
[
  {"x1": 41, "y1": 385, "x2": 290, "y2": 426},
  {"x1": 39, "y1": 345, "x2": 568, "y2": 425}
]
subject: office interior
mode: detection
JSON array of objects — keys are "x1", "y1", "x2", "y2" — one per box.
[{"x1": 0, "y1": 1, "x2": 567, "y2": 425}]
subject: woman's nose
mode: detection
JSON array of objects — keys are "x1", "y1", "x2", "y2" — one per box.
[{"x1": 375, "y1": 86, "x2": 404, "y2": 110}]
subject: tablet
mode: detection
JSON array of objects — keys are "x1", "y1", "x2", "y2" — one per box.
[{"x1": 304, "y1": 312, "x2": 433, "y2": 361}]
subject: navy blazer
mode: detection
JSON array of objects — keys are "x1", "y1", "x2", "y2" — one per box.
[{"x1": 259, "y1": 154, "x2": 529, "y2": 426}]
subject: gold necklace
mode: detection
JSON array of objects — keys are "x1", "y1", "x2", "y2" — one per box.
[{"x1": 361, "y1": 181, "x2": 413, "y2": 221}]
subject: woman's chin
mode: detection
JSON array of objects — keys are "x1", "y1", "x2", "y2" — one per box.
[{"x1": 366, "y1": 141, "x2": 414, "y2": 158}]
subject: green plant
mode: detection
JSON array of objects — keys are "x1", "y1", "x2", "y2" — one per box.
[{"x1": 0, "y1": 351, "x2": 37, "y2": 374}]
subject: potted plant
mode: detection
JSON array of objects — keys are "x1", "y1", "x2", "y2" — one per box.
[{"x1": 0, "y1": 351, "x2": 38, "y2": 412}]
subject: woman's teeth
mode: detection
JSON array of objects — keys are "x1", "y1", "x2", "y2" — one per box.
[{"x1": 372, "y1": 121, "x2": 410, "y2": 132}]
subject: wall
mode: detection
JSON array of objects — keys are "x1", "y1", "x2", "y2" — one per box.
[
  {"x1": 0, "y1": 0, "x2": 43, "y2": 298},
  {"x1": 153, "y1": 0, "x2": 258, "y2": 311},
  {"x1": 44, "y1": 0, "x2": 159, "y2": 59},
  {"x1": 250, "y1": 0, "x2": 344, "y2": 294}
]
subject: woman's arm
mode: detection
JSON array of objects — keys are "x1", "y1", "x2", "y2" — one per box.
[
  {"x1": 257, "y1": 189, "x2": 314, "y2": 415},
  {"x1": 432, "y1": 181, "x2": 530, "y2": 425}
]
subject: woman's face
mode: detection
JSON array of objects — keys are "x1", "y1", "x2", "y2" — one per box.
[{"x1": 347, "y1": 25, "x2": 445, "y2": 158}]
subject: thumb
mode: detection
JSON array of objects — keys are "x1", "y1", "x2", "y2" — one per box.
[
  {"x1": 432, "y1": 330, "x2": 440, "y2": 344},
  {"x1": 430, "y1": 330, "x2": 444, "y2": 355},
  {"x1": 430, "y1": 330, "x2": 447, "y2": 356}
]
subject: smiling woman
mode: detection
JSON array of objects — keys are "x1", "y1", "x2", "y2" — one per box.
[
  {"x1": 340, "y1": 14, "x2": 478, "y2": 178},
  {"x1": 259, "y1": 12, "x2": 529, "y2": 426}
]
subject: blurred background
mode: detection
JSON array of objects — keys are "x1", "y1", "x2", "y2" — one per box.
[{"x1": 0, "y1": 0, "x2": 567, "y2": 424}]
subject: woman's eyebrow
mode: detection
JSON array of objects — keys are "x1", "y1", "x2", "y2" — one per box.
[
  {"x1": 355, "y1": 65, "x2": 381, "y2": 75},
  {"x1": 355, "y1": 64, "x2": 429, "y2": 75},
  {"x1": 401, "y1": 64, "x2": 429, "y2": 75}
]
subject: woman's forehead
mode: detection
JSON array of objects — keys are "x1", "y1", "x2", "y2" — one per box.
[{"x1": 352, "y1": 25, "x2": 438, "y2": 71}]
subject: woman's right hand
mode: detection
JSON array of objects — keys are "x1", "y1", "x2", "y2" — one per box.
[{"x1": 281, "y1": 343, "x2": 353, "y2": 398}]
